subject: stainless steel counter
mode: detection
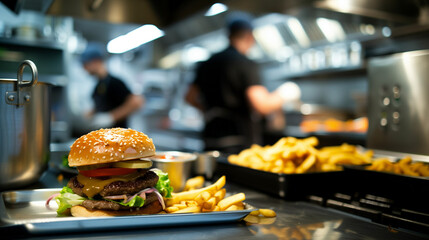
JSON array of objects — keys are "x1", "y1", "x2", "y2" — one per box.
[{"x1": 4, "y1": 166, "x2": 428, "y2": 240}]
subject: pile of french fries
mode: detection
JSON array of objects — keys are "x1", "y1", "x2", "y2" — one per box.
[
  {"x1": 228, "y1": 137, "x2": 372, "y2": 174},
  {"x1": 165, "y1": 176, "x2": 247, "y2": 213},
  {"x1": 366, "y1": 156, "x2": 429, "y2": 177}
]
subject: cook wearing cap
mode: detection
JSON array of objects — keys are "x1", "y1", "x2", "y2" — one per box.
[
  {"x1": 185, "y1": 15, "x2": 301, "y2": 153},
  {"x1": 80, "y1": 43, "x2": 144, "y2": 130}
]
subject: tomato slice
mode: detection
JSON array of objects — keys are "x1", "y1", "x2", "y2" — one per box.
[{"x1": 78, "y1": 167, "x2": 137, "y2": 177}]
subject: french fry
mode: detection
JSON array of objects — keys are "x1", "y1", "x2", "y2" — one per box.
[
  {"x1": 165, "y1": 206, "x2": 179, "y2": 213},
  {"x1": 217, "y1": 193, "x2": 246, "y2": 210},
  {"x1": 201, "y1": 191, "x2": 211, "y2": 201},
  {"x1": 259, "y1": 209, "x2": 276, "y2": 217},
  {"x1": 398, "y1": 159, "x2": 419, "y2": 176},
  {"x1": 203, "y1": 197, "x2": 216, "y2": 210},
  {"x1": 250, "y1": 210, "x2": 260, "y2": 216},
  {"x1": 214, "y1": 188, "x2": 226, "y2": 203},
  {"x1": 244, "y1": 215, "x2": 259, "y2": 224},
  {"x1": 185, "y1": 200, "x2": 199, "y2": 207},
  {"x1": 225, "y1": 205, "x2": 239, "y2": 211},
  {"x1": 416, "y1": 164, "x2": 429, "y2": 177},
  {"x1": 173, "y1": 206, "x2": 201, "y2": 213},
  {"x1": 296, "y1": 155, "x2": 316, "y2": 173},
  {"x1": 173, "y1": 203, "x2": 188, "y2": 209},
  {"x1": 183, "y1": 176, "x2": 205, "y2": 191},
  {"x1": 195, "y1": 193, "x2": 205, "y2": 205}
]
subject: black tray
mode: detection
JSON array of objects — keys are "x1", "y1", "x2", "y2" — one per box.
[
  {"x1": 215, "y1": 157, "x2": 346, "y2": 200},
  {"x1": 342, "y1": 165, "x2": 429, "y2": 212}
]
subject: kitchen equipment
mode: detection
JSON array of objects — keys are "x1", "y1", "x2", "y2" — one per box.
[
  {"x1": 193, "y1": 151, "x2": 220, "y2": 180},
  {"x1": 149, "y1": 151, "x2": 197, "y2": 191},
  {"x1": 367, "y1": 50, "x2": 429, "y2": 158},
  {"x1": 0, "y1": 60, "x2": 51, "y2": 189},
  {"x1": 0, "y1": 188, "x2": 254, "y2": 236}
]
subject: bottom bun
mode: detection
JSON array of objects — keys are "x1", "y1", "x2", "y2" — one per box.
[{"x1": 71, "y1": 200, "x2": 162, "y2": 217}]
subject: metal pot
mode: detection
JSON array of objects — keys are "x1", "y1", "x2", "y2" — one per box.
[
  {"x1": 149, "y1": 151, "x2": 197, "y2": 192},
  {"x1": 193, "y1": 151, "x2": 220, "y2": 180},
  {"x1": 0, "y1": 60, "x2": 51, "y2": 189}
]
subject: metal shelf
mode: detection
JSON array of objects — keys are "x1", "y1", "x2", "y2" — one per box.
[{"x1": 0, "y1": 37, "x2": 64, "y2": 50}]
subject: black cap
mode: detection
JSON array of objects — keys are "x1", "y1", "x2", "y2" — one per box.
[
  {"x1": 80, "y1": 43, "x2": 105, "y2": 64},
  {"x1": 227, "y1": 13, "x2": 254, "y2": 35}
]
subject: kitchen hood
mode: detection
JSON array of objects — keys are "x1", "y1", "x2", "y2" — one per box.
[{"x1": 2, "y1": 0, "x2": 427, "y2": 62}]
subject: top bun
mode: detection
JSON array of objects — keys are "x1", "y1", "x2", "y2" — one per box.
[{"x1": 68, "y1": 128, "x2": 155, "y2": 167}]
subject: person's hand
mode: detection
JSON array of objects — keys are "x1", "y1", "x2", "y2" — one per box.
[
  {"x1": 92, "y1": 113, "x2": 114, "y2": 128},
  {"x1": 275, "y1": 81, "x2": 301, "y2": 103}
]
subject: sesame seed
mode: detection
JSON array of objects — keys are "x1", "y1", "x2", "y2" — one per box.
[
  {"x1": 90, "y1": 149, "x2": 92, "y2": 153},
  {"x1": 103, "y1": 156, "x2": 106, "y2": 159}
]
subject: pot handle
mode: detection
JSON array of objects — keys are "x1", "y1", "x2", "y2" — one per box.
[
  {"x1": 5, "y1": 60, "x2": 38, "y2": 105},
  {"x1": 17, "y1": 60, "x2": 38, "y2": 88}
]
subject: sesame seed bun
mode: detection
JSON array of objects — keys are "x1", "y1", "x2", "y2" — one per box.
[{"x1": 68, "y1": 128, "x2": 156, "y2": 167}]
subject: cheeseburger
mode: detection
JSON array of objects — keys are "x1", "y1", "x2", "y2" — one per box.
[{"x1": 47, "y1": 128, "x2": 173, "y2": 217}]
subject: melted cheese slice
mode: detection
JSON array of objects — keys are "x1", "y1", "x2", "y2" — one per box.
[{"x1": 77, "y1": 171, "x2": 143, "y2": 198}]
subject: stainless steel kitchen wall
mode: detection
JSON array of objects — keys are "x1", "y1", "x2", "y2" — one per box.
[{"x1": 367, "y1": 50, "x2": 429, "y2": 155}]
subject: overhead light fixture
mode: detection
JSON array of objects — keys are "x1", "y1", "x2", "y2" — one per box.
[
  {"x1": 107, "y1": 24, "x2": 164, "y2": 54},
  {"x1": 316, "y1": 18, "x2": 346, "y2": 42},
  {"x1": 287, "y1": 18, "x2": 311, "y2": 48},
  {"x1": 205, "y1": 3, "x2": 228, "y2": 16},
  {"x1": 253, "y1": 25, "x2": 286, "y2": 57}
]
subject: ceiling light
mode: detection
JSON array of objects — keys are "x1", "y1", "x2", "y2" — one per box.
[
  {"x1": 253, "y1": 25, "x2": 286, "y2": 57},
  {"x1": 107, "y1": 24, "x2": 164, "y2": 54},
  {"x1": 316, "y1": 18, "x2": 346, "y2": 43},
  {"x1": 287, "y1": 18, "x2": 311, "y2": 48},
  {"x1": 205, "y1": 3, "x2": 228, "y2": 16}
]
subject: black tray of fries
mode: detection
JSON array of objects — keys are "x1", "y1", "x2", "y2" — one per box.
[{"x1": 215, "y1": 157, "x2": 346, "y2": 201}]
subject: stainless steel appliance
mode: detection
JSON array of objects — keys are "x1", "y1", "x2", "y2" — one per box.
[
  {"x1": 367, "y1": 50, "x2": 429, "y2": 158},
  {"x1": 0, "y1": 60, "x2": 51, "y2": 189}
]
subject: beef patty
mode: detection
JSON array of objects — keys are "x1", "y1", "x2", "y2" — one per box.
[
  {"x1": 68, "y1": 170, "x2": 159, "y2": 198},
  {"x1": 82, "y1": 193, "x2": 158, "y2": 210}
]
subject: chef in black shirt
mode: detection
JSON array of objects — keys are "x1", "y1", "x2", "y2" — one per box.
[
  {"x1": 80, "y1": 44, "x2": 144, "y2": 129},
  {"x1": 185, "y1": 17, "x2": 301, "y2": 153}
]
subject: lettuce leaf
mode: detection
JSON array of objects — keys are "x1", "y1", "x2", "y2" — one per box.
[
  {"x1": 55, "y1": 186, "x2": 86, "y2": 216},
  {"x1": 153, "y1": 169, "x2": 173, "y2": 198}
]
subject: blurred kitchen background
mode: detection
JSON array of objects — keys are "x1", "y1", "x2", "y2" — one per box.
[{"x1": 1, "y1": 0, "x2": 428, "y2": 152}]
